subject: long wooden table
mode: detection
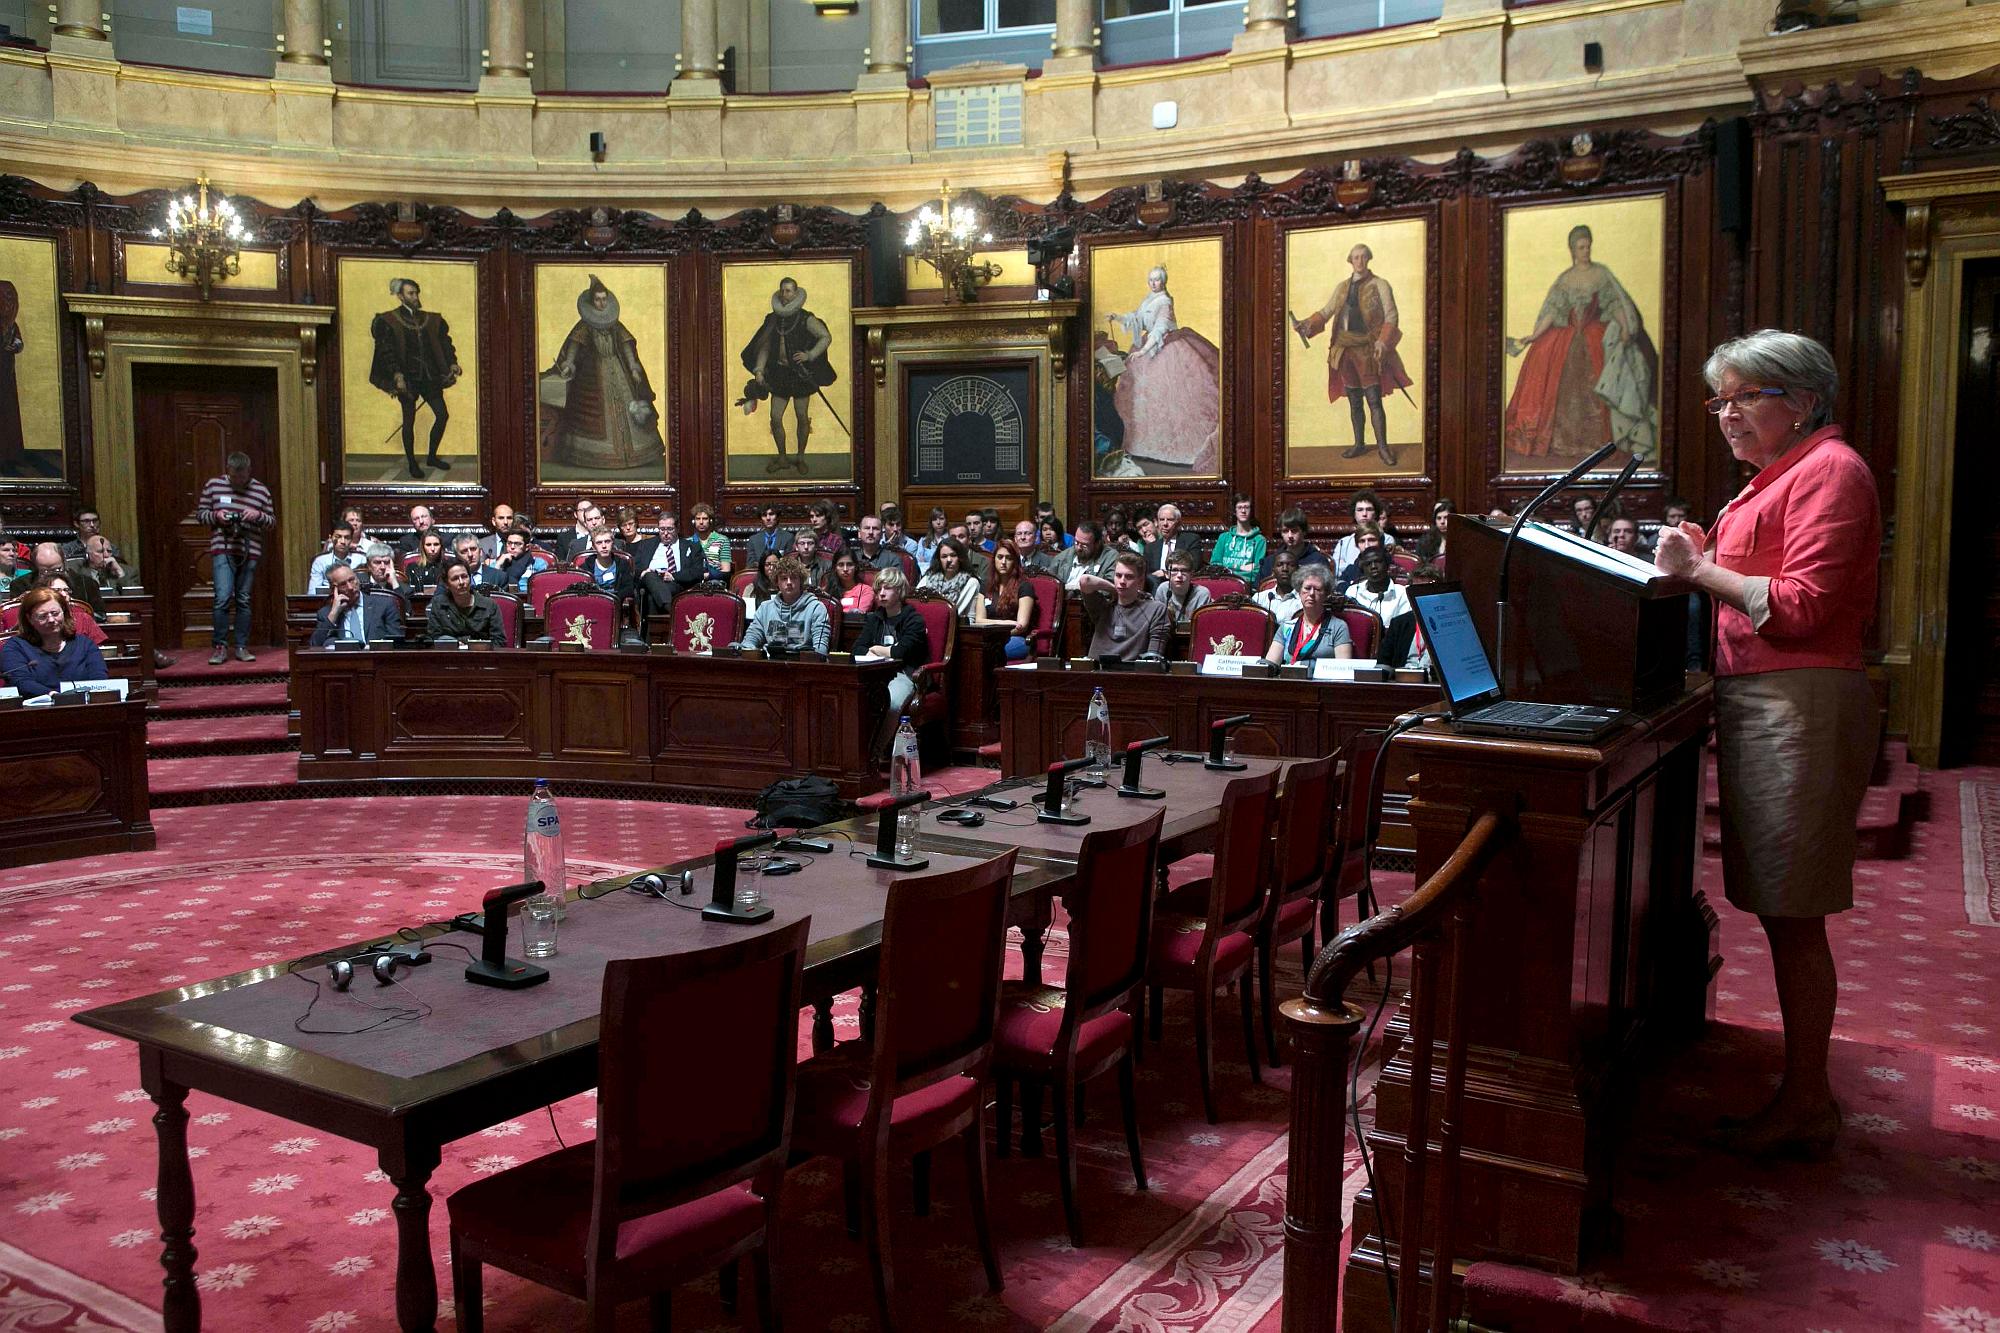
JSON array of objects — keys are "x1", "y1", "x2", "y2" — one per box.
[
  {"x1": 0, "y1": 691, "x2": 155, "y2": 867},
  {"x1": 290, "y1": 646, "x2": 899, "y2": 799},
  {"x1": 76, "y1": 753, "x2": 1281, "y2": 1332}
]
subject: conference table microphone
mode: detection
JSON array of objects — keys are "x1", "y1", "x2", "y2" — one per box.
[
  {"x1": 1038, "y1": 756, "x2": 1095, "y2": 826},
  {"x1": 461, "y1": 880, "x2": 551, "y2": 989},
  {"x1": 704, "y1": 832, "x2": 777, "y2": 924},
  {"x1": 1204, "y1": 715, "x2": 1252, "y2": 771},
  {"x1": 1116, "y1": 735, "x2": 1171, "y2": 799},
  {"x1": 863, "y1": 787, "x2": 933, "y2": 872},
  {"x1": 1495, "y1": 439, "x2": 1619, "y2": 671}
]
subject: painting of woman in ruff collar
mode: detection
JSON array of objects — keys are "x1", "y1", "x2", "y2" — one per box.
[{"x1": 534, "y1": 265, "x2": 670, "y2": 484}]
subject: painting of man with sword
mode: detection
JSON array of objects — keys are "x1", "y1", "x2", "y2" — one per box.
[{"x1": 1291, "y1": 243, "x2": 1413, "y2": 468}]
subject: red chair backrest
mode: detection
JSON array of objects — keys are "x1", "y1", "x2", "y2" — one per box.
[
  {"x1": 69, "y1": 604, "x2": 106, "y2": 646},
  {"x1": 401, "y1": 552, "x2": 422, "y2": 573},
  {"x1": 487, "y1": 591, "x2": 522, "y2": 648},
  {"x1": 868, "y1": 851, "x2": 1016, "y2": 1101},
  {"x1": 1187, "y1": 598, "x2": 1274, "y2": 664},
  {"x1": 1388, "y1": 549, "x2": 1419, "y2": 575},
  {"x1": 1192, "y1": 574, "x2": 1246, "y2": 600},
  {"x1": 544, "y1": 589, "x2": 619, "y2": 649},
  {"x1": 1021, "y1": 573, "x2": 1063, "y2": 656},
  {"x1": 528, "y1": 568, "x2": 588, "y2": 614},
  {"x1": 1330, "y1": 729, "x2": 1387, "y2": 902},
  {"x1": 1270, "y1": 751, "x2": 1338, "y2": 904},
  {"x1": 729, "y1": 569, "x2": 758, "y2": 598},
  {"x1": 906, "y1": 592, "x2": 958, "y2": 674},
  {"x1": 812, "y1": 591, "x2": 842, "y2": 629},
  {"x1": 529, "y1": 544, "x2": 558, "y2": 565},
  {"x1": 590, "y1": 918, "x2": 809, "y2": 1270},
  {"x1": 670, "y1": 589, "x2": 745, "y2": 654},
  {"x1": 895, "y1": 550, "x2": 919, "y2": 585},
  {"x1": 1202, "y1": 767, "x2": 1280, "y2": 934},
  {"x1": 1338, "y1": 605, "x2": 1379, "y2": 658},
  {"x1": 1065, "y1": 811, "x2": 1164, "y2": 1016},
  {"x1": 858, "y1": 566, "x2": 879, "y2": 587},
  {"x1": 0, "y1": 602, "x2": 16, "y2": 634}
]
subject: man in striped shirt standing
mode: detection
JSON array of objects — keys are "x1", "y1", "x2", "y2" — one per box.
[{"x1": 197, "y1": 451, "x2": 275, "y2": 665}]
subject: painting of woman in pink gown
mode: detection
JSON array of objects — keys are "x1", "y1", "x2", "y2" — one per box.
[{"x1": 1093, "y1": 265, "x2": 1220, "y2": 477}]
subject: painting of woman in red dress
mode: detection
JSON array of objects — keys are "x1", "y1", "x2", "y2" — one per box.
[{"x1": 1502, "y1": 224, "x2": 1659, "y2": 467}]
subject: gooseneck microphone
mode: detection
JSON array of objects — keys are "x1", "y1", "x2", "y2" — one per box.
[
  {"x1": 864, "y1": 787, "x2": 933, "y2": 871},
  {"x1": 1496, "y1": 440, "x2": 1619, "y2": 672},
  {"x1": 1116, "y1": 735, "x2": 1171, "y2": 800},
  {"x1": 461, "y1": 880, "x2": 551, "y2": 989},
  {"x1": 1038, "y1": 756, "x2": 1095, "y2": 826},
  {"x1": 1205, "y1": 715, "x2": 1252, "y2": 771},
  {"x1": 704, "y1": 832, "x2": 778, "y2": 924},
  {"x1": 1584, "y1": 453, "x2": 1643, "y2": 542}
]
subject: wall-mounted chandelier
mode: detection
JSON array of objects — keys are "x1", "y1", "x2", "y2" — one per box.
[
  {"x1": 905, "y1": 181, "x2": 1001, "y2": 304},
  {"x1": 150, "y1": 175, "x2": 247, "y2": 301}
]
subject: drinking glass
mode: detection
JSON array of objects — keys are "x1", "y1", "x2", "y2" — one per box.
[
  {"x1": 521, "y1": 896, "x2": 559, "y2": 959},
  {"x1": 736, "y1": 859, "x2": 764, "y2": 913}
]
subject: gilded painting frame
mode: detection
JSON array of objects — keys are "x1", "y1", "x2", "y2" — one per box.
[
  {"x1": 719, "y1": 257, "x2": 856, "y2": 488},
  {"x1": 336, "y1": 255, "x2": 483, "y2": 487},
  {"x1": 1083, "y1": 234, "x2": 1225, "y2": 481},
  {"x1": 532, "y1": 262, "x2": 671, "y2": 487},
  {"x1": 0, "y1": 233, "x2": 69, "y2": 484}
]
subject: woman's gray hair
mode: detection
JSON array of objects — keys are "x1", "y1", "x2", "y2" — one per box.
[
  {"x1": 874, "y1": 567, "x2": 907, "y2": 595},
  {"x1": 1295, "y1": 565, "x2": 1334, "y2": 595},
  {"x1": 1703, "y1": 329, "x2": 1838, "y2": 431}
]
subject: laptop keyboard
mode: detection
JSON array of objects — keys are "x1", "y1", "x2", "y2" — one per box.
[{"x1": 1467, "y1": 701, "x2": 1567, "y2": 724}]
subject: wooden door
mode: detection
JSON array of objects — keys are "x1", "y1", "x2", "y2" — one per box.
[
  {"x1": 132, "y1": 365, "x2": 283, "y2": 647},
  {"x1": 1943, "y1": 260, "x2": 2000, "y2": 764}
]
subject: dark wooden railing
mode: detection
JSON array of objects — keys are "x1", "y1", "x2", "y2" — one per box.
[{"x1": 1279, "y1": 810, "x2": 1512, "y2": 1333}]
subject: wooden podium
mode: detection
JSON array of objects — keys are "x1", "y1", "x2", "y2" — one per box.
[{"x1": 1336, "y1": 525, "x2": 1718, "y2": 1331}]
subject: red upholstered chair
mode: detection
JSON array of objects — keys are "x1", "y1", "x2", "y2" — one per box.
[
  {"x1": 400, "y1": 551, "x2": 422, "y2": 573},
  {"x1": 1148, "y1": 767, "x2": 1279, "y2": 1123},
  {"x1": 995, "y1": 810, "x2": 1163, "y2": 1245},
  {"x1": 903, "y1": 592, "x2": 959, "y2": 754},
  {"x1": 528, "y1": 568, "x2": 589, "y2": 614},
  {"x1": 812, "y1": 590, "x2": 842, "y2": 633},
  {"x1": 1388, "y1": 548, "x2": 1420, "y2": 578},
  {"x1": 729, "y1": 569, "x2": 759, "y2": 598},
  {"x1": 1325, "y1": 727, "x2": 1388, "y2": 944},
  {"x1": 0, "y1": 601, "x2": 15, "y2": 634},
  {"x1": 1021, "y1": 573, "x2": 1063, "y2": 657},
  {"x1": 894, "y1": 550, "x2": 919, "y2": 585},
  {"x1": 1187, "y1": 596, "x2": 1275, "y2": 664},
  {"x1": 528, "y1": 544, "x2": 559, "y2": 565},
  {"x1": 669, "y1": 587, "x2": 745, "y2": 655},
  {"x1": 446, "y1": 918, "x2": 809, "y2": 1333},
  {"x1": 1191, "y1": 569, "x2": 1247, "y2": 601},
  {"x1": 1251, "y1": 751, "x2": 1339, "y2": 1064},
  {"x1": 858, "y1": 566, "x2": 879, "y2": 587},
  {"x1": 487, "y1": 591, "x2": 523, "y2": 648},
  {"x1": 791, "y1": 851, "x2": 1016, "y2": 1333},
  {"x1": 544, "y1": 589, "x2": 620, "y2": 649},
  {"x1": 1336, "y1": 603, "x2": 1379, "y2": 658}
]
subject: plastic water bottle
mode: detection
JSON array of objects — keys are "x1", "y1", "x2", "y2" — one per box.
[
  {"x1": 890, "y1": 717, "x2": 921, "y2": 861},
  {"x1": 1085, "y1": 687, "x2": 1111, "y2": 771},
  {"x1": 524, "y1": 779, "x2": 567, "y2": 919}
]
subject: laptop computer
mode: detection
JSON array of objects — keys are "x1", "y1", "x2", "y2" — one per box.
[{"x1": 1408, "y1": 582, "x2": 1626, "y2": 743}]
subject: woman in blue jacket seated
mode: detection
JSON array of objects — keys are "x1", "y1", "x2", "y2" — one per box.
[{"x1": 3, "y1": 587, "x2": 109, "y2": 696}]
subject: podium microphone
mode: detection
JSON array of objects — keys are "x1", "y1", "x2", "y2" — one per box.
[
  {"x1": 1496, "y1": 440, "x2": 1619, "y2": 672},
  {"x1": 1038, "y1": 756, "x2": 1095, "y2": 826},
  {"x1": 462, "y1": 880, "x2": 550, "y2": 989},
  {"x1": 1584, "y1": 453, "x2": 1643, "y2": 542},
  {"x1": 1116, "y1": 735, "x2": 1171, "y2": 799},
  {"x1": 1205, "y1": 714, "x2": 1252, "y2": 771},
  {"x1": 704, "y1": 832, "x2": 777, "y2": 924},
  {"x1": 862, "y1": 788, "x2": 933, "y2": 871}
]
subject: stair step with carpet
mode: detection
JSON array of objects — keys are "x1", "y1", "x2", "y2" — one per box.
[
  {"x1": 153, "y1": 679, "x2": 291, "y2": 717},
  {"x1": 155, "y1": 655, "x2": 290, "y2": 684},
  {"x1": 147, "y1": 713, "x2": 296, "y2": 758},
  {"x1": 148, "y1": 751, "x2": 298, "y2": 800}
]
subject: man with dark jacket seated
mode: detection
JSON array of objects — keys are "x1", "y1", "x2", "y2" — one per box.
[
  {"x1": 579, "y1": 528, "x2": 635, "y2": 611},
  {"x1": 424, "y1": 560, "x2": 506, "y2": 644},
  {"x1": 309, "y1": 564, "x2": 405, "y2": 646}
]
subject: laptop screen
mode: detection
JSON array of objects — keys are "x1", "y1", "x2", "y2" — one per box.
[{"x1": 1412, "y1": 586, "x2": 1501, "y2": 708}]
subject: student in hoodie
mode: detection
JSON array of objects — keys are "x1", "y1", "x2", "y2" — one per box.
[{"x1": 740, "y1": 555, "x2": 831, "y2": 654}]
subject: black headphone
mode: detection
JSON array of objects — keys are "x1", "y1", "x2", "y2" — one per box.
[
  {"x1": 631, "y1": 870, "x2": 694, "y2": 899},
  {"x1": 328, "y1": 948, "x2": 423, "y2": 991}
]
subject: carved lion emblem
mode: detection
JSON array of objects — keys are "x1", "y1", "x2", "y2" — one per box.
[
  {"x1": 1213, "y1": 633, "x2": 1244, "y2": 657},
  {"x1": 687, "y1": 611, "x2": 715, "y2": 654},
  {"x1": 560, "y1": 614, "x2": 596, "y2": 647}
]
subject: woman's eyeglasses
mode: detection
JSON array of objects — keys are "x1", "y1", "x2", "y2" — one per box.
[{"x1": 1703, "y1": 386, "x2": 1787, "y2": 414}]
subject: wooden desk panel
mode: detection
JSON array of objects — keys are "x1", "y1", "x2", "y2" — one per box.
[
  {"x1": 0, "y1": 694, "x2": 155, "y2": 867},
  {"x1": 291, "y1": 647, "x2": 895, "y2": 798}
]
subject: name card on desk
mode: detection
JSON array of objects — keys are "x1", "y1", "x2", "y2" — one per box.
[
  {"x1": 1312, "y1": 658, "x2": 1380, "y2": 681},
  {"x1": 1201, "y1": 655, "x2": 1268, "y2": 677},
  {"x1": 59, "y1": 678, "x2": 129, "y2": 700}
]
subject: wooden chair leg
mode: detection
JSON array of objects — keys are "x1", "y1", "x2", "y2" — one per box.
[
  {"x1": 1298, "y1": 927, "x2": 1316, "y2": 978},
  {"x1": 1131, "y1": 988, "x2": 1147, "y2": 1064},
  {"x1": 912, "y1": 1149, "x2": 932, "y2": 1216},
  {"x1": 1149, "y1": 980, "x2": 1165, "y2": 1043},
  {"x1": 753, "y1": 1236, "x2": 781, "y2": 1333},
  {"x1": 1239, "y1": 975, "x2": 1263, "y2": 1085},
  {"x1": 995, "y1": 1076, "x2": 1015, "y2": 1158},
  {"x1": 1052, "y1": 1073, "x2": 1083, "y2": 1248},
  {"x1": 648, "y1": 1290, "x2": 673, "y2": 1333},
  {"x1": 1074, "y1": 1079, "x2": 1086, "y2": 1126},
  {"x1": 842, "y1": 1158, "x2": 862, "y2": 1239},
  {"x1": 1194, "y1": 983, "x2": 1217, "y2": 1125},
  {"x1": 719, "y1": 1257, "x2": 739, "y2": 1314},
  {"x1": 1020, "y1": 1080, "x2": 1046, "y2": 1158},
  {"x1": 1117, "y1": 1048, "x2": 1147, "y2": 1191},
  {"x1": 963, "y1": 1110, "x2": 1004, "y2": 1293},
  {"x1": 588, "y1": 1297, "x2": 620, "y2": 1333},
  {"x1": 1259, "y1": 937, "x2": 1282, "y2": 1067},
  {"x1": 450, "y1": 1238, "x2": 483, "y2": 1333}
]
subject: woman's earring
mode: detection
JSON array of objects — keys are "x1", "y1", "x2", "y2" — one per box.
[{"x1": 1791, "y1": 420, "x2": 1803, "y2": 433}]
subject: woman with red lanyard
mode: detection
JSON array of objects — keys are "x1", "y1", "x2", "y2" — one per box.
[
  {"x1": 1262, "y1": 566, "x2": 1354, "y2": 666},
  {"x1": 1655, "y1": 329, "x2": 1879, "y2": 1161}
]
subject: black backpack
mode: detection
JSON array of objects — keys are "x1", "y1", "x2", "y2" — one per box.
[{"x1": 748, "y1": 776, "x2": 846, "y2": 830}]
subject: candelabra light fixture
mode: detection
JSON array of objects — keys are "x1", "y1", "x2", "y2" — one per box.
[
  {"x1": 905, "y1": 181, "x2": 1001, "y2": 304},
  {"x1": 150, "y1": 175, "x2": 248, "y2": 301}
]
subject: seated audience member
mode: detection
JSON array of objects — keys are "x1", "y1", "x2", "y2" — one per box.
[
  {"x1": 1263, "y1": 566, "x2": 1354, "y2": 665},
  {"x1": 11, "y1": 542, "x2": 66, "y2": 598},
  {"x1": 1033, "y1": 515, "x2": 1067, "y2": 572},
  {"x1": 581, "y1": 529, "x2": 635, "y2": 608},
  {"x1": 1255, "y1": 550, "x2": 1302, "y2": 625},
  {"x1": 406, "y1": 530, "x2": 450, "y2": 595},
  {"x1": 1416, "y1": 498, "x2": 1453, "y2": 567},
  {"x1": 1662, "y1": 495, "x2": 1692, "y2": 530},
  {"x1": 479, "y1": 503, "x2": 520, "y2": 561},
  {"x1": 449, "y1": 535, "x2": 492, "y2": 590},
  {"x1": 743, "y1": 550, "x2": 783, "y2": 614},
  {"x1": 789, "y1": 527, "x2": 829, "y2": 586},
  {"x1": 1154, "y1": 552, "x2": 1212, "y2": 622},
  {"x1": 1389, "y1": 561, "x2": 1446, "y2": 671},
  {"x1": 916, "y1": 537, "x2": 982, "y2": 619},
  {"x1": 1344, "y1": 548, "x2": 1414, "y2": 661},
  {"x1": 858, "y1": 568, "x2": 929, "y2": 757},
  {"x1": 1211, "y1": 493, "x2": 1267, "y2": 582},
  {"x1": 689, "y1": 503, "x2": 732, "y2": 575},
  {"x1": 639, "y1": 513, "x2": 704, "y2": 618},
  {"x1": 1335, "y1": 522, "x2": 1387, "y2": 591},
  {"x1": 912, "y1": 507, "x2": 949, "y2": 573},
  {"x1": 611, "y1": 505, "x2": 643, "y2": 554},
  {"x1": 1264, "y1": 508, "x2": 1328, "y2": 577},
  {"x1": 360, "y1": 542, "x2": 412, "y2": 608},
  {"x1": 1330, "y1": 490, "x2": 1399, "y2": 571},
  {"x1": 488, "y1": 530, "x2": 548, "y2": 593},
  {"x1": 0, "y1": 541, "x2": 22, "y2": 592},
  {"x1": 308, "y1": 528, "x2": 366, "y2": 594},
  {"x1": 1101, "y1": 506, "x2": 1130, "y2": 553},
  {"x1": 805, "y1": 500, "x2": 845, "y2": 561},
  {"x1": 70, "y1": 534, "x2": 136, "y2": 597},
  {"x1": 1009, "y1": 519, "x2": 1042, "y2": 572},
  {"x1": 553, "y1": 498, "x2": 598, "y2": 562},
  {"x1": 824, "y1": 549, "x2": 874, "y2": 613},
  {"x1": 1570, "y1": 494, "x2": 1600, "y2": 540},
  {"x1": 1606, "y1": 516, "x2": 1647, "y2": 558},
  {"x1": 978, "y1": 508, "x2": 1001, "y2": 552},
  {"x1": 424, "y1": 559, "x2": 506, "y2": 644},
  {"x1": 880, "y1": 505, "x2": 921, "y2": 563},
  {"x1": 1142, "y1": 503, "x2": 1203, "y2": 586},
  {"x1": 2, "y1": 588, "x2": 109, "y2": 694},
  {"x1": 395, "y1": 504, "x2": 437, "y2": 558},
  {"x1": 308, "y1": 564, "x2": 405, "y2": 647},
  {"x1": 60, "y1": 509, "x2": 119, "y2": 562},
  {"x1": 944, "y1": 522, "x2": 991, "y2": 579},
  {"x1": 1486, "y1": 507, "x2": 1513, "y2": 523},
  {"x1": 36, "y1": 570, "x2": 106, "y2": 624},
  {"x1": 1078, "y1": 551, "x2": 1173, "y2": 661},
  {"x1": 1129, "y1": 512, "x2": 1157, "y2": 555},
  {"x1": 741, "y1": 556, "x2": 831, "y2": 654},
  {"x1": 851, "y1": 514, "x2": 899, "y2": 571},
  {"x1": 1033, "y1": 501, "x2": 1072, "y2": 548},
  {"x1": 339, "y1": 507, "x2": 369, "y2": 550},
  {"x1": 1048, "y1": 520, "x2": 1115, "y2": 591},
  {"x1": 745, "y1": 503, "x2": 791, "y2": 567},
  {"x1": 976, "y1": 542, "x2": 1034, "y2": 659}
]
